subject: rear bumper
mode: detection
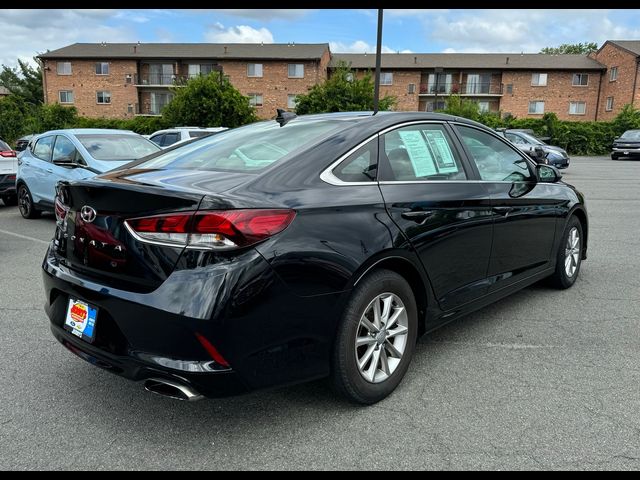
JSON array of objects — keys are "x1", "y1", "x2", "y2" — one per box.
[
  {"x1": 42, "y1": 243, "x2": 339, "y2": 397},
  {"x1": 0, "y1": 176, "x2": 16, "y2": 195}
]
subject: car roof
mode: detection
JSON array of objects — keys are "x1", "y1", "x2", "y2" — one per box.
[{"x1": 37, "y1": 128, "x2": 138, "y2": 136}]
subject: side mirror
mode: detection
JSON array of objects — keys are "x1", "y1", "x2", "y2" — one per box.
[{"x1": 537, "y1": 164, "x2": 562, "y2": 183}]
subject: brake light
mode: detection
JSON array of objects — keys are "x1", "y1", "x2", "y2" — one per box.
[
  {"x1": 125, "y1": 209, "x2": 295, "y2": 250},
  {"x1": 0, "y1": 150, "x2": 16, "y2": 157},
  {"x1": 54, "y1": 196, "x2": 69, "y2": 222}
]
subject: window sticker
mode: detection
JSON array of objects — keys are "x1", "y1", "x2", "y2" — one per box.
[
  {"x1": 397, "y1": 130, "x2": 437, "y2": 177},
  {"x1": 423, "y1": 130, "x2": 459, "y2": 174}
]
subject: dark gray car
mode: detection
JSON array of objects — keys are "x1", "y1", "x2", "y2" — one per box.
[{"x1": 502, "y1": 130, "x2": 570, "y2": 169}]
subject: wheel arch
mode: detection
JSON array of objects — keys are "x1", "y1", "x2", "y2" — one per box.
[{"x1": 569, "y1": 206, "x2": 588, "y2": 260}]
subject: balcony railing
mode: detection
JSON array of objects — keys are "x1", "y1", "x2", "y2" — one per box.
[
  {"x1": 419, "y1": 82, "x2": 503, "y2": 95},
  {"x1": 135, "y1": 101, "x2": 171, "y2": 116},
  {"x1": 134, "y1": 74, "x2": 191, "y2": 86}
]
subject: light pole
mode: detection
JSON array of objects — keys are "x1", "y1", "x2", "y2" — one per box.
[{"x1": 373, "y1": 9, "x2": 383, "y2": 114}]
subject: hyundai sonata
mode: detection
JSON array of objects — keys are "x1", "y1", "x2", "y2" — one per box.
[{"x1": 43, "y1": 112, "x2": 588, "y2": 404}]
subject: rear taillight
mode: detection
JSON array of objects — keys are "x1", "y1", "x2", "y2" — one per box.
[
  {"x1": 0, "y1": 150, "x2": 16, "y2": 157},
  {"x1": 54, "y1": 196, "x2": 69, "y2": 223},
  {"x1": 124, "y1": 209, "x2": 295, "y2": 250}
]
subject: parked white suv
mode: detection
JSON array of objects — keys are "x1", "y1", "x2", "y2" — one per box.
[{"x1": 148, "y1": 127, "x2": 228, "y2": 148}]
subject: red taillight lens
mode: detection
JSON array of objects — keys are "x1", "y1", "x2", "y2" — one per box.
[
  {"x1": 54, "y1": 196, "x2": 69, "y2": 223},
  {"x1": 0, "y1": 150, "x2": 16, "y2": 157},
  {"x1": 125, "y1": 209, "x2": 295, "y2": 250}
]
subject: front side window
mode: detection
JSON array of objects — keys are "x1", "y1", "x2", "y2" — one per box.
[
  {"x1": 288, "y1": 64, "x2": 304, "y2": 78},
  {"x1": 33, "y1": 136, "x2": 55, "y2": 161},
  {"x1": 162, "y1": 133, "x2": 180, "y2": 146},
  {"x1": 572, "y1": 73, "x2": 588, "y2": 86},
  {"x1": 95, "y1": 62, "x2": 109, "y2": 75},
  {"x1": 247, "y1": 63, "x2": 263, "y2": 77},
  {"x1": 606, "y1": 96, "x2": 614, "y2": 111},
  {"x1": 531, "y1": 73, "x2": 548, "y2": 86},
  {"x1": 57, "y1": 62, "x2": 71, "y2": 75},
  {"x1": 58, "y1": 90, "x2": 74, "y2": 104},
  {"x1": 149, "y1": 134, "x2": 165, "y2": 146},
  {"x1": 96, "y1": 91, "x2": 111, "y2": 104},
  {"x1": 528, "y1": 101, "x2": 545, "y2": 114},
  {"x1": 380, "y1": 72, "x2": 393, "y2": 85},
  {"x1": 505, "y1": 133, "x2": 526, "y2": 145},
  {"x1": 381, "y1": 124, "x2": 467, "y2": 181},
  {"x1": 52, "y1": 136, "x2": 78, "y2": 162},
  {"x1": 456, "y1": 125, "x2": 533, "y2": 182},
  {"x1": 331, "y1": 138, "x2": 378, "y2": 183},
  {"x1": 248, "y1": 93, "x2": 263, "y2": 107},
  {"x1": 569, "y1": 101, "x2": 586, "y2": 115},
  {"x1": 610, "y1": 66, "x2": 618, "y2": 81}
]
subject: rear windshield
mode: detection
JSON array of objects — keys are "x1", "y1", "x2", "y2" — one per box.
[
  {"x1": 137, "y1": 119, "x2": 350, "y2": 173},
  {"x1": 0, "y1": 140, "x2": 10, "y2": 150},
  {"x1": 76, "y1": 134, "x2": 161, "y2": 161},
  {"x1": 620, "y1": 130, "x2": 640, "y2": 140}
]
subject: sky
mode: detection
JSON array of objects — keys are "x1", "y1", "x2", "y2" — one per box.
[{"x1": 2, "y1": 9, "x2": 640, "y2": 67}]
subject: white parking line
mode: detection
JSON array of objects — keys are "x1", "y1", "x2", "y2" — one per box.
[{"x1": 0, "y1": 229, "x2": 50, "y2": 246}]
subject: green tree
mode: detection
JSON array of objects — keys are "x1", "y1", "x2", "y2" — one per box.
[
  {"x1": 0, "y1": 96, "x2": 32, "y2": 143},
  {"x1": 28, "y1": 103, "x2": 78, "y2": 133},
  {"x1": 0, "y1": 57, "x2": 44, "y2": 105},
  {"x1": 295, "y1": 61, "x2": 396, "y2": 114},
  {"x1": 540, "y1": 42, "x2": 598, "y2": 55},
  {"x1": 162, "y1": 72, "x2": 257, "y2": 128},
  {"x1": 437, "y1": 94, "x2": 480, "y2": 121}
]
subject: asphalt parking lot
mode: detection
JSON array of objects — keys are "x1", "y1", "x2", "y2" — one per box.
[{"x1": 0, "y1": 156, "x2": 639, "y2": 470}]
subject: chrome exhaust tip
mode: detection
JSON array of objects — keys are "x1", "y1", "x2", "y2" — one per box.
[{"x1": 143, "y1": 378, "x2": 204, "y2": 401}]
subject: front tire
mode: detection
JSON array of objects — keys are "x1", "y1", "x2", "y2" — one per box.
[
  {"x1": 18, "y1": 184, "x2": 40, "y2": 219},
  {"x1": 548, "y1": 216, "x2": 583, "y2": 289},
  {"x1": 611, "y1": 153, "x2": 619, "y2": 160},
  {"x1": 331, "y1": 269, "x2": 418, "y2": 404}
]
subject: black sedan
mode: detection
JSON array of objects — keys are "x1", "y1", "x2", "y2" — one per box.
[
  {"x1": 43, "y1": 112, "x2": 588, "y2": 404},
  {"x1": 611, "y1": 129, "x2": 640, "y2": 159}
]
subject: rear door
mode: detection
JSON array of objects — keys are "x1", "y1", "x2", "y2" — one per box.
[
  {"x1": 377, "y1": 122, "x2": 494, "y2": 311},
  {"x1": 453, "y1": 124, "x2": 562, "y2": 291}
]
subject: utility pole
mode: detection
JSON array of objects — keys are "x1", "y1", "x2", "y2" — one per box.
[{"x1": 373, "y1": 9, "x2": 383, "y2": 114}]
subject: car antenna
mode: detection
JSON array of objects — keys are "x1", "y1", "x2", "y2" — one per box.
[{"x1": 275, "y1": 108, "x2": 296, "y2": 127}]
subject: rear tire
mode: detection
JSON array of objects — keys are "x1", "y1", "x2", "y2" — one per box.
[
  {"x1": 1, "y1": 195, "x2": 17, "y2": 206},
  {"x1": 547, "y1": 216, "x2": 583, "y2": 289},
  {"x1": 611, "y1": 153, "x2": 619, "y2": 160},
  {"x1": 17, "y1": 184, "x2": 40, "y2": 219},
  {"x1": 331, "y1": 269, "x2": 418, "y2": 404}
]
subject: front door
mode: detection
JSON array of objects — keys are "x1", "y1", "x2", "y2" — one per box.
[
  {"x1": 378, "y1": 122, "x2": 494, "y2": 311},
  {"x1": 453, "y1": 124, "x2": 561, "y2": 291}
]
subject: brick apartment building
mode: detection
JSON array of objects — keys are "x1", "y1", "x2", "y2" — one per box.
[{"x1": 38, "y1": 40, "x2": 640, "y2": 122}]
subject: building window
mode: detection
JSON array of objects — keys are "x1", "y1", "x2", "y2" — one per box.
[
  {"x1": 572, "y1": 73, "x2": 589, "y2": 86},
  {"x1": 57, "y1": 62, "x2": 72, "y2": 75},
  {"x1": 380, "y1": 72, "x2": 393, "y2": 85},
  {"x1": 528, "y1": 101, "x2": 545, "y2": 114},
  {"x1": 125, "y1": 74, "x2": 132, "y2": 84},
  {"x1": 531, "y1": 73, "x2": 547, "y2": 86},
  {"x1": 58, "y1": 90, "x2": 74, "y2": 104},
  {"x1": 96, "y1": 91, "x2": 111, "y2": 104},
  {"x1": 407, "y1": 83, "x2": 416, "y2": 94},
  {"x1": 247, "y1": 63, "x2": 263, "y2": 78},
  {"x1": 345, "y1": 72, "x2": 354, "y2": 82},
  {"x1": 506, "y1": 84, "x2": 513, "y2": 94},
  {"x1": 188, "y1": 64, "x2": 215, "y2": 77},
  {"x1": 288, "y1": 64, "x2": 304, "y2": 78},
  {"x1": 127, "y1": 104, "x2": 134, "y2": 114},
  {"x1": 569, "y1": 101, "x2": 586, "y2": 115},
  {"x1": 95, "y1": 62, "x2": 109, "y2": 75},
  {"x1": 426, "y1": 100, "x2": 446, "y2": 112},
  {"x1": 477, "y1": 101, "x2": 490, "y2": 113},
  {"x1": 248, "y1": 93, "x2": 263, "y2": 107},
  {"x1": 606, "y1": 96, "x2": 614, "y2": 111},
  {"x1": 287, "y1": 94, "x2": 298, "y2": 109},
  {"x1": 610, "y1": 67, "x2": 618, "y2": 81}
]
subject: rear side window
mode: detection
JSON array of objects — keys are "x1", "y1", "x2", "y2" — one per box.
[
  {"x1": 456, "y1": 125, "x2": 533, "y2": 182},
  {"x1": 138, "y1": 119, "x2": 351, "y2": 173},
  {"x1": 189, "y1": 131, "x2": 212, "y2": 138},
  {"x1": 33, "y1": 136, "x2": 55, "y2": 161},
  {"x1": 162, "y1": 132, "x2": 180, "y2": 146},
  {"x1": 331, "y1": 139, "x2": 378, "y2": 183},
  {"x1": 149, "y1": 134, "x2": 165, "y2": 146},
  {"x1": 381, "y1": 124, "x2": 467, "y2": 181}
]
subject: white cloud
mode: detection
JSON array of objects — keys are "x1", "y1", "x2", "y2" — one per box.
[
  {"x1": 330, "y1": 40, "x2": 412, "y2": 54},
  {"x1": 0, "y1": 10, "x2": 135, "y2": 67},
  {"x1": 428, "y1": 9, "x2": 640, "y2": 53},
  {"x1": 204, "y1": 23, "x2": 274, "y2": 43},
  {"x1": 214, "y1": 10, "x2": 313, "y2": 21}
]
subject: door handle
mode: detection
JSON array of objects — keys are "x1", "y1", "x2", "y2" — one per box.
[
  {"x1": 46, "y1": 169, "x2": 53, "y2": 173},
  {"x1": 401, "y1": 210, "x2": 434, "y2": 222},
  {"x1": 492, "y1": 206, "x2": 514, "y2": 216}
]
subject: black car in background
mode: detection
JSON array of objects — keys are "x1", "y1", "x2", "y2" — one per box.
[
  {"x1": 611, "y1": 129, "x2": 640, "y2": 159},
  {"x1": 43, "y1": 112, "x2": 588, "y2": 404}
]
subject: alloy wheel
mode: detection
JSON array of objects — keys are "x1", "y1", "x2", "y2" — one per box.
[
  {"x1": 355, "y1": 292, "x2": 409, "y2": 384},
  {"x1": 18, "y1": 186, "x2": 31, "y2": 217},
  {"x1": 564, "y1": 227, "x2": 580, "y2": 277}
]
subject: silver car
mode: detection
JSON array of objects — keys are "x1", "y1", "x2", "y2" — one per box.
[{"x1": 502, "y1": 129, "x2": 570, "y2": 169}]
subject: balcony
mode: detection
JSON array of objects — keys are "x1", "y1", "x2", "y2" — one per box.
[
  {"x1": 134, "y1": 74, "x2": 191, "y2": 87},
  {"x1": 419, "y1": 82, "x2": 503, "y2": 96}
]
